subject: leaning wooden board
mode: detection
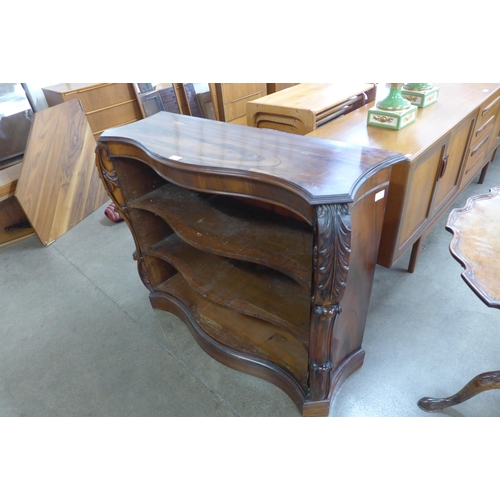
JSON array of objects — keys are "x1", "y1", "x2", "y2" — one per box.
[{"x1": 15, "y1": 99, "x2": 109, "y2": 246}]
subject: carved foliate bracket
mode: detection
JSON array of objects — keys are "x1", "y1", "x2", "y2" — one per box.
[
  {"x1": 309, "y1": 203, "x2": 351, "y2": 400},
  {"x1": 96, "y1": 143, "x2": 154, "y2": 291},
  {"x1": 96, "y1": 143, "x2": 126, "y2": 210}
]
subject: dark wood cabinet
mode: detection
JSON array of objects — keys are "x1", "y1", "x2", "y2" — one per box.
[{"x1": 96, "y1": 111, "x2": 404, "y2": 416}]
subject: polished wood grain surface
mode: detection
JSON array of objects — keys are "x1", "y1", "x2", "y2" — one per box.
[
  {"x1": 247, "y1": 83, "x2": 375, "y2": 133},
  {"x1": 16, "y1": 99, "x2": 109, "y2": 246},
  {"x1": 100, "y1": 111, "x2": 403, "y2": 217},
  {"x1": 447, "y1": 186, "x2": 500, "y2": 307},
  {"x1": 96, "y1": 112, "x2": 405, "y2": 415}
]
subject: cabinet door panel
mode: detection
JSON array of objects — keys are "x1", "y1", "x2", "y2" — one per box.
[
  {"x1": 398, "y1": 143, "x2": 445, "y2": 247},
  {"x1": 432, "y1": 115, "x2": 474, "y2": 214}
]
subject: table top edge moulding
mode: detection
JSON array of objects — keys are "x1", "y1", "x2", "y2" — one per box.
[
  {"x1": 446, "y1": 186, "x2": 500, "y2": 309},
  {"x1": 96, "y1": 111, "x2": 406, "y2": 416}
]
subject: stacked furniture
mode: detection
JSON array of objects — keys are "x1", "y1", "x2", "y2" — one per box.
[
  {"x1": 247, "y1": 83, "x2": 376, "y2": 134},
  {"x1": 209, "y1": 83, "x2": 268, "y2": 125}
]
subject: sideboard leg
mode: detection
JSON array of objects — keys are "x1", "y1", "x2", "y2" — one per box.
[
  {"x1": 408, "y1": 237, "x2": 422, "y2": 273},
  {"x1": 417, "y1": 371, "x2": 500, "y2": 412},
  {"x1": 478, "y1": 161, "x2": 490, "y2": 184}
]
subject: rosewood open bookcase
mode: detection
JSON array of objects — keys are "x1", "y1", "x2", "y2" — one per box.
[{"x1": 96, "y1": 112, "x2": 405, "y2": 416}]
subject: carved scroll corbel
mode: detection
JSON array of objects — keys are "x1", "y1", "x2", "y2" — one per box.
[
  {"x1": 95, "y1": 143, "x2": 126, "y2": 210},
  {"x1": 309, "y1": 203, "x2": 351, "y2": 401},
  {"x1": 95, "y1": 143, "x2": 154, "y2": 291}
]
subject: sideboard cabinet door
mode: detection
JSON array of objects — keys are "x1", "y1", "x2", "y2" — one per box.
[
  {"x1": 429, "y1": 111, "x2": 476, "y2": 217},
  {"x1": 380, "y1": 112, "x2": 475, "y2": 268}
]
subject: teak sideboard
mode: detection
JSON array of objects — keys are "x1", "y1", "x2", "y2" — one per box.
[
  {"x1": 96, "y1": 112, "x2": 405, "y2": 416},
  {"x1": 310, "y1": 83, "x2": 500, "y2": 272}
]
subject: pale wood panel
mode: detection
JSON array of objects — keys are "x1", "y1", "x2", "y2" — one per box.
[
  {"x1": 432, "y1": 116, "x2": 474, "y2": 213},
  {"x1": 15, "y1": 99, "x2": 109, "y2": 246},
  {"x1": 220, "y1": 83, "x2": 267, "y2": 105},
  {"x1": 42, "y1": 83, "x2": 146, "y2": 140},
  {"x1": 247, "y1": 83, "x2": 375, "y2": 133},
  {"x1": 0, "y1": 196, "x2": 35, "y2": 248},
  {"x1": 398, "y1": 145, "x2": 444, "y2": 246},
  {"x1": 85, "y1": 100, "x2": 144, "y2": 134},
  {"x1": 0, "y1": 161, "x2": 22, "y2": 202}
]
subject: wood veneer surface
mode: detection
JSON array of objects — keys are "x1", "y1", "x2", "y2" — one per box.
[
  {"x1": 16, "y1": 99, "x2": 109, "y2": 245},
  {"x1": 249, "y1": 83, "x2": 374, "y2": 113},
  {"x1": 448, "y1": 186, "x2": 500, "y2": 307},
  {"x1": 309, "y1": 84, "x2": 500, "y2": 159}
]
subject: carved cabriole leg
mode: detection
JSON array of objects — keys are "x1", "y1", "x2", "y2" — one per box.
[
  {"x1": 95, "y1": 143, "x2": 154, "y2": 291},
  {"x1": 418, "y1": 371, "x2": 500, "y2": 412},
  {"x1": 309, "y1": 203, "x2": 351, "y2": 402}
]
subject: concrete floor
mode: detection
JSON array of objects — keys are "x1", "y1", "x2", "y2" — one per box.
[{"x1": 1, "y1": 158, "x2": 500, "y2": 418}]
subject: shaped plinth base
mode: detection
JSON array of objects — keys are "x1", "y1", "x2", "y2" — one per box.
[
  {"x1": 402, "y1": 86, "x2": 440, "y2": 108},
  {"x1": 367, "y1": 104, "x2": 418, "y2": 130}
]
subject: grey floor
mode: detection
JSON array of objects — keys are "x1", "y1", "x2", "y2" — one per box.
[{"x1": 1, "y1": 158, "x2": 500, "y2": 418}]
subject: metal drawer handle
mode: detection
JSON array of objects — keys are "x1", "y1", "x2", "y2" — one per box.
[
  {"x1": 482, "y1": 96, "x2": 500, "y2": 115},
  {"x1": 476, "y1": 115, "x2": 495, "y2": 135},
  {"x1": 439, "y1": 154, "x2": 449, "y2": 179}
]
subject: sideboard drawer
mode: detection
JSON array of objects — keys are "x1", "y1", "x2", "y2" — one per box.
[
  {"x1": 221, "y1": 83, "x2": 266, "y2": 105},
  {"x1": 461, "y1": 151, "x2": 486, "y2": 187},
  {"x1": 476, "y1": 93, "x2": 500, "y2": 130},
  {"x1": 75, "y1": 83, "x2": 137, "y2": 113},
  {"x1": 85, "y1": 100, "x2": 144, "y2": 134},
  {"x1": 465, "y1": 127, "x2": 491, "y2": 169},
  {"x1": 472, "y1": 113, "x2": 495, "y2": 143}
]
